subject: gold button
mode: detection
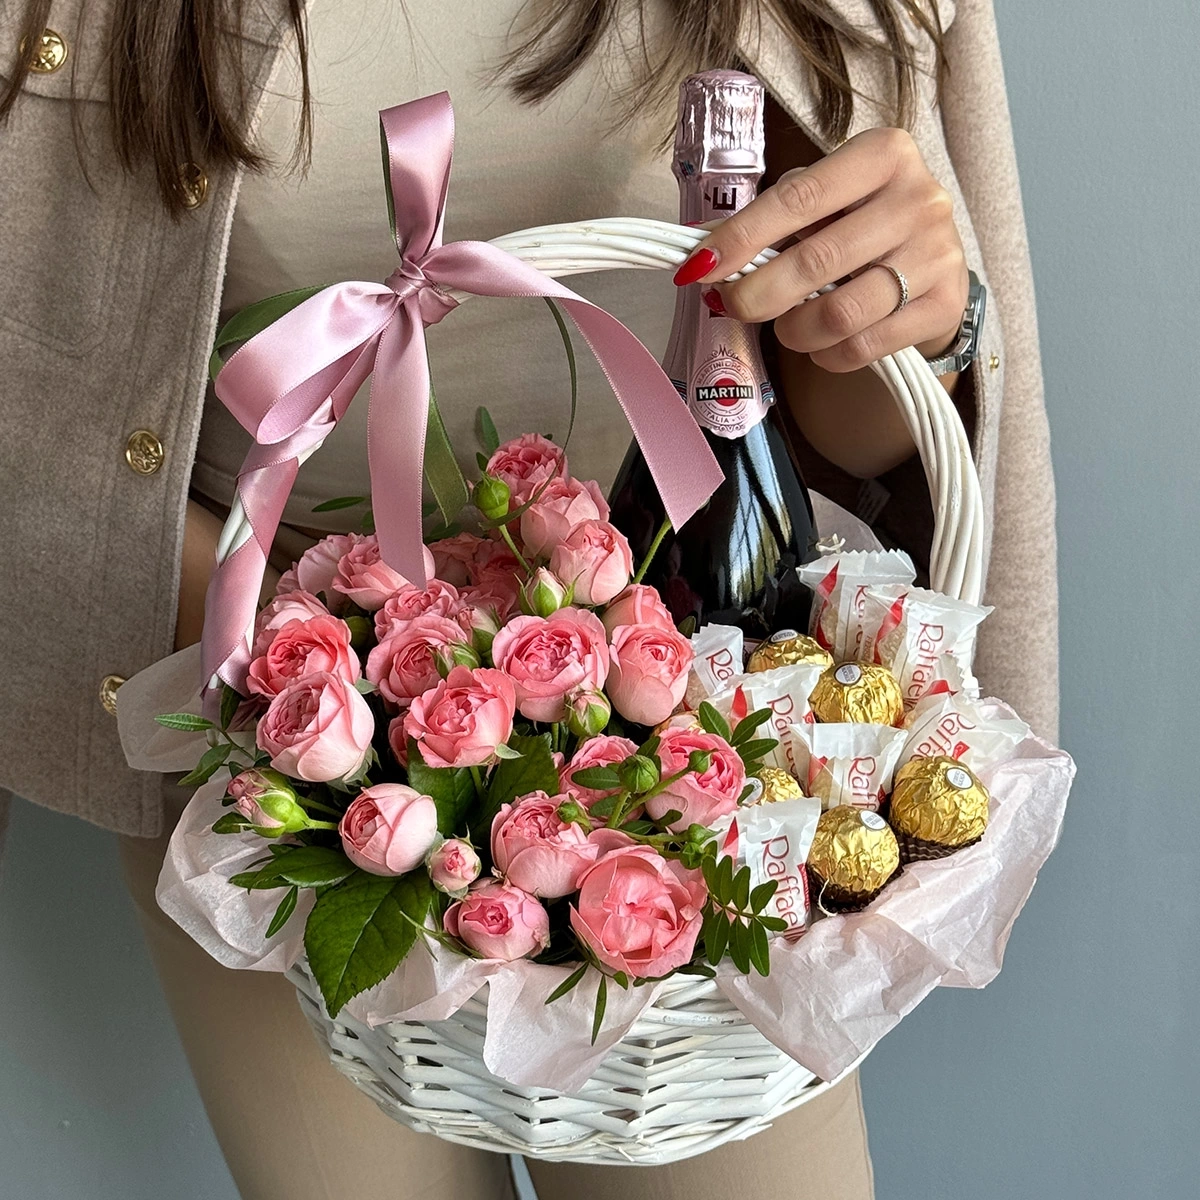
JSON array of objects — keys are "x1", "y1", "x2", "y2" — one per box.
[
  {"x1": 125, "y1": 429, "x2": 165, "y2": 475},
  {"x1": 100, "y1": 674, "x2": 126, "y2": 716},
  {"x1": 21, "y1": 28, "x2": 68, "y2": 74},
  {"x1": 988, "y1": 353, "x2": 1001, "y2": 372},
  {"x1": 178, "y1": 163, "x2": 209, "y2": 209}
]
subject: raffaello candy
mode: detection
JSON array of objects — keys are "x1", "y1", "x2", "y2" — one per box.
[
  {"x1": 899, "y1": 691, "x2": 1029, "y2": 775},
  {"x1": 788, "y1": 721, "x2": 907, "y2": 811},
  {"x1": 707, "y1": 663, "x2": 825, "y2": 775},
  {"x1": 797, "y1": 549, "x2": 915, "y2": 663},
  {"x1": 684, "y1": 623, "x2": 744, "y2": 708}
]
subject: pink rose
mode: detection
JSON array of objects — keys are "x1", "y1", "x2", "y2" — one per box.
[
  {"x1": 252, "y1": 590, "x2": 331, "y2": 657},
  {"x1": 444, "y1": 881, "x2": 550, "y2": 960},
  {"x1": 560, "y1": 734, "x2": 638, "y2": 807},
  {"x1": 246, "y1": 615, "x2": 361, "y2": 699},
  {"x1": 472, "y1": 539, "x2": 524, "y2": 610},
  {"x1": 485, "y1": 433, "x2": 566, "y2": 506},
  {"x1": 570, "y1": 846, "x2": 706, "y2": 978},
  {"x1": 256, "y1": 672, "x2": 374, "y2": 783},
  {"x1": 490, "y1": 792, "x2": 601, "y2": 898},
  {"x1": 338, "y1": 783, "x2": 439, "y2": 876},
  {"x1": 386, "y1": 715, "x2": 409, "y2": 768},
  {"x1": 402, "y1": 666, "x2": 516, "y2": 769},
  {"x1": 332, "y1": 534, "x2": 435, "y2": 611},
  {"x1": 226, "y1": 768, "x2": 306, "y2": 834},
  {"x1": 373, "y1": 579, "x2": 462, "y2": 640},
  {"x1": 491, "y1": 608, "x2": 610, "y2": 723},
  {"x1": 426, "y1": 837, "x2": 482, "y2": 896},
  {"x1": 366, "y1": 613, "x2": 467, "y2": 706},
  {"x1": 644, "y1": 728, "x2": 745, "y2": 832},
  {"x1": 606, "y1": 622, "x2": 695, "y2": 726},
  {"x1": 429, "y1": 532, "x2": 485, "y2": 587},
  {"x1": 549, "y1": 520, "x2": 633, "y2": 606},
  {"x1": 519, "y1": 476, "x2": 609, "y2": 559},
  {"x1": 294, "y1": 533, "x2": 359, "y2": 613},
  {"x1": 601, "y1": 585, "x2": 675, "y2": 639}
]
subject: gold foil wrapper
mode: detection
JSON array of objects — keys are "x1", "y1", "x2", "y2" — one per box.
[
  {"x1": 889, "y1": 755, "x2": 990, "y2": 847},
  {"x1": 810, "y1": 661, "x2": 903, "y2": 726},
  {"x1": 747, "y1": 630, "x2": 834, "y2": 674},
  {"x1": 653, "y1": 712, "x2": 703, "y2": 737},
  {"x1": 754, "y1": 766, "x2": 805, "y2": 803},
  {"x1": 807, "y1": 806, "x2": 900, "y2": 897}
]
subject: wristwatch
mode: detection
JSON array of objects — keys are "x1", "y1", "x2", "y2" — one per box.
[{"x1": 924, "y1": 270, "x2": 986, "y2": 376}]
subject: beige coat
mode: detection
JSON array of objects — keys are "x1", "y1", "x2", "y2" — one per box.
[{"x1": 0, "y1": 0, "x2": 1057, "y2": 837}]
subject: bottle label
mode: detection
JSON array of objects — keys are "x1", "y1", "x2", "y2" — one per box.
[{"x1": 687, "y1": 344, "x2": 770, "y2": 438}]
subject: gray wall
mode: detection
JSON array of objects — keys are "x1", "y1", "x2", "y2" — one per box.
[{"x1": 2, "y1": 1, "x2": 1196, "y2": 1196}]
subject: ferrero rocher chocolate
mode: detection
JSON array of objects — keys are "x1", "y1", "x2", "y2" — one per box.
[
  {"x1": 810, "y1": 661, "x2": 904, "y2": 726},
  {"x1": 806, "y1": 805, "x2": 900, "y2": 911},
  {"x1": 747, "y1": 629, "x2": 834, "y2": 674},
  {"x1": 888, "y1": 755, "x2": 989, "y2": 859},
  {"x1": 754, "y1": 766, "x2": 805, "y2": 803}
]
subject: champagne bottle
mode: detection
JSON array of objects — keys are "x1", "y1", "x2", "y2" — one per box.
[{"x1": 609, "y1": 69, "x2": 819, "y2": 637}]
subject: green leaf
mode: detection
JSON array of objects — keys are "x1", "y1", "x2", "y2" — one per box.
[
  {"x1": 705, "y1": 910, "x2": 730, "y2": 965},
  {"x1": 475, "y1": 451, "x2": 490, "y2": 473},
  {"x1": 568, "y1": 766, "x2": 621, "y2": 791},
  {"x1": 178, "y1": 742, "x2": 232, "y2": 788},
  {"x1": 545, "y1": 962, "x2": 589, "y2": 1005},
  {"x1": 591, "y1": 974, "x2": 608, "y2": 1045},
  {"x1": 424, "y1": 386, "x2": 470, "y2": 528},
  {"x1": 637, "y1": 734, "x2": 660, "y2": 759},
  {"x1": 266, "y1": 886, "x2": 299, "y2": 938},
  {"x1": 304, "y1": 870, "x2": 434, "y2": 1017},
  {"x1": 154, "y1": 712, "x2": 213, "y2": 732},
  {"x1": 676, "y1": 961, "x2": 716, "y2": 978},
  {"x1": 677, "y1": 615, "x2": 698, "y2": 638},
  {"x1": 749, "y1": 918, "x2": 771, "y2": 977},
  {"x1": 714, "y1": 854, "x2": 735, "y2": 904},
  {"x1": 730, "y1": 708, "x2": 773, "y2": 745},
  {"x1": 728, "y1": 918, "x2": 752, "y2": 974},
  {"x1": 476, "y1": 733, "x2": 560, "y2": 839},
  {"x1": 759, "y1": 915, "x2": 789, "y2": 933},
  {"x1": 233, "y1": 846, "x2": 355, "y2": 891},
  {"x1": 493, "y1": 743, "x2": 523, "y2": 760},
  {"x1": 406, "y1": 743, "x2": 477, "y2": 837},
  {"x1": 701, "y1": 856, "x2": 719, "y2": 894},
  {"x1": 209, "y1": 285, "x2": 325, "y2": 381},
  {"x1": 219, "y1": 685, "x2": 241, "y2": 732},
  {"x1": 750, "y1": 880, "x2": 779, "y2": 913},
  {"x1": 477, "y1": 406, "x2": 501, "y2": 455},
  {"x1": 311, "y1": 495, "x2": 369, "y2": 512},
  {"x1": 212, "y1": 812, "x2": 253, "y2": 834},
  {"x1": 612, "y1": 971, "x2": 629, "y2": 989},
  {"x1": 736, "y1": 738, "x2": 779, "y2": 764},
  {"x1": 732, "y1": 864, "x2": 751, "y2": 912},
  {"x1": 696, "y1": 702, "x2": 731, "y2": 742},
  {"x1": 655, "y1": 809, "x2": 683, "y2": 828}
]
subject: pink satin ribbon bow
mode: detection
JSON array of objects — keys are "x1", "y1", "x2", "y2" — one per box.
[{"x1": 201, "y1": 91, "x2": 723, "y2": 694}]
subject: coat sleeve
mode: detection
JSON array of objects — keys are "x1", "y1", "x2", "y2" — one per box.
[{"x1": 940, "y1": 0, "x2": 1061, "y2": 741}]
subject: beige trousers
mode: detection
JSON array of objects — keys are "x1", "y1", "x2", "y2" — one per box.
[{"x1": 118, "y1": 800, "x2": 875, "y2": 1200}]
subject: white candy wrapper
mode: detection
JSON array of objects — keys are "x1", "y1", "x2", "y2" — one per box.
[
  {"x1": 708, "y1": 663, "x2": 826, "y2": 773},
  {"x1": 788, "y1": 722, "x2": 907, "y2": 811},
  {"x1": 685, "y1": 623, "x2": 744, "y2": 708},
  {"x1": 797, "y1": 549, "x2": 916, "y2": 663},
  {"x1": 900, "y1": 690, "x2": 1030, "y2": 774},
  {"x1": 863, "y1": 585, "x2": 993, "y2": 710},
  {"x1": 709, "y1": 795, "x2": 823, "y2": 938}
]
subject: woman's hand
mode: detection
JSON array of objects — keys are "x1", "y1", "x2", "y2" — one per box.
[{"x1": 674, "y1": 126, "x2": 969, "y2": 373}]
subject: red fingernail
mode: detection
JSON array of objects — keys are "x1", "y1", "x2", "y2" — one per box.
[
  {"x1": 702, "y1": 288, "x2": 726, "y2": 316},
  {"x1": 673, "y1": 247, "x2": 719, "y2": 286}
]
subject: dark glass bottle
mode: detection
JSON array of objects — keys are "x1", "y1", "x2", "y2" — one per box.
[{"x1": 609, "y1": 70, "x2": 819, "y2": 638}]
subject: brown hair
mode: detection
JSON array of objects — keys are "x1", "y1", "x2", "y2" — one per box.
[{"x1": 0, "y1": 0, "x2": 942, "y2": 216}]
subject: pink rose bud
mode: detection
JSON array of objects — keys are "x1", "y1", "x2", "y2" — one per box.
[
  {"x1": 373, "y1": 579, "x2": 463, "y2": 641},
  {"x1": 227, "y1": 768, "x2": 308, "y2": 836},
  {"x1": 491, "y1": 608, "x2": 610, "y2": 723},
  {"x1": 570, "y1": 846, "x2": 706, "y2": 979},
  {"x1": 607, "y1": 622, "x2": 695, "y2": 726},
  {"x1": 548, "y1": 519, "x2": 633, "y2": 607},
  {"x1": 252, "y1": 590, "x2": 331, "y2": 657},
  {"x1": 444, "y1": 881, "x2": 551, "y2": 960},
  {"x1": 426, "y1": 837, "x2": 482, "y2": 897},
  {"x1": 246, "y1": 615, "x2": 361, "y2": 700},
  {"x1": 644, "y1": 728, "x2": 745, "y2": 832},
  {"x1": 565, "y1": 689, "x2": 611, "y2": 739},
  {"x1": 485, "y1": 433, "x2": 566, "y2": 507},
  {"x1": 600, "y1": 584, "x2": 676, "y2": 639},
  {"x1": 473, "y1": 474, "x2": 513, "y2": 522},
  {"x1": 293, "y1": 533, "x2": 359, "y2": 613},
  {"x1": 490, "y1": 792, "x2": 602, "y2": 898},
  {"x1": 366, "y1": 613, "x2": 467, "y2": 707},
  {"x1": 339, "y1": 783, "x2": 439, "y2": 876},
  {"x1": 519, "y1": 476, "x2": 609, "y2": 559},
  {"x1": 402, "y1": 666, "x2": 517, "y2": 769},
  {"x1": 429, "y1": 532, "x2": 485, "y2": 588},
  {"x1": 521, "y1": 567, "x2": 570, "y2": 618},
  {"x1": 457, "y1": 595, "x2": 504, "y2": 655},
  {"x1": 256, "y1": 672, "x2": 375, "y2": 783},
  {"x1": 332, "y1": 533, "x2": 435, "y2": 611},
  {"x1": 560, "y1": 734, "x2": 639, "y2": 807}
]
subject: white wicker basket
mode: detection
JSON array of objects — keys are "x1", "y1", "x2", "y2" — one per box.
[{"x1": 219, "y1": 218, "x2": 984, "y2": 1165}]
